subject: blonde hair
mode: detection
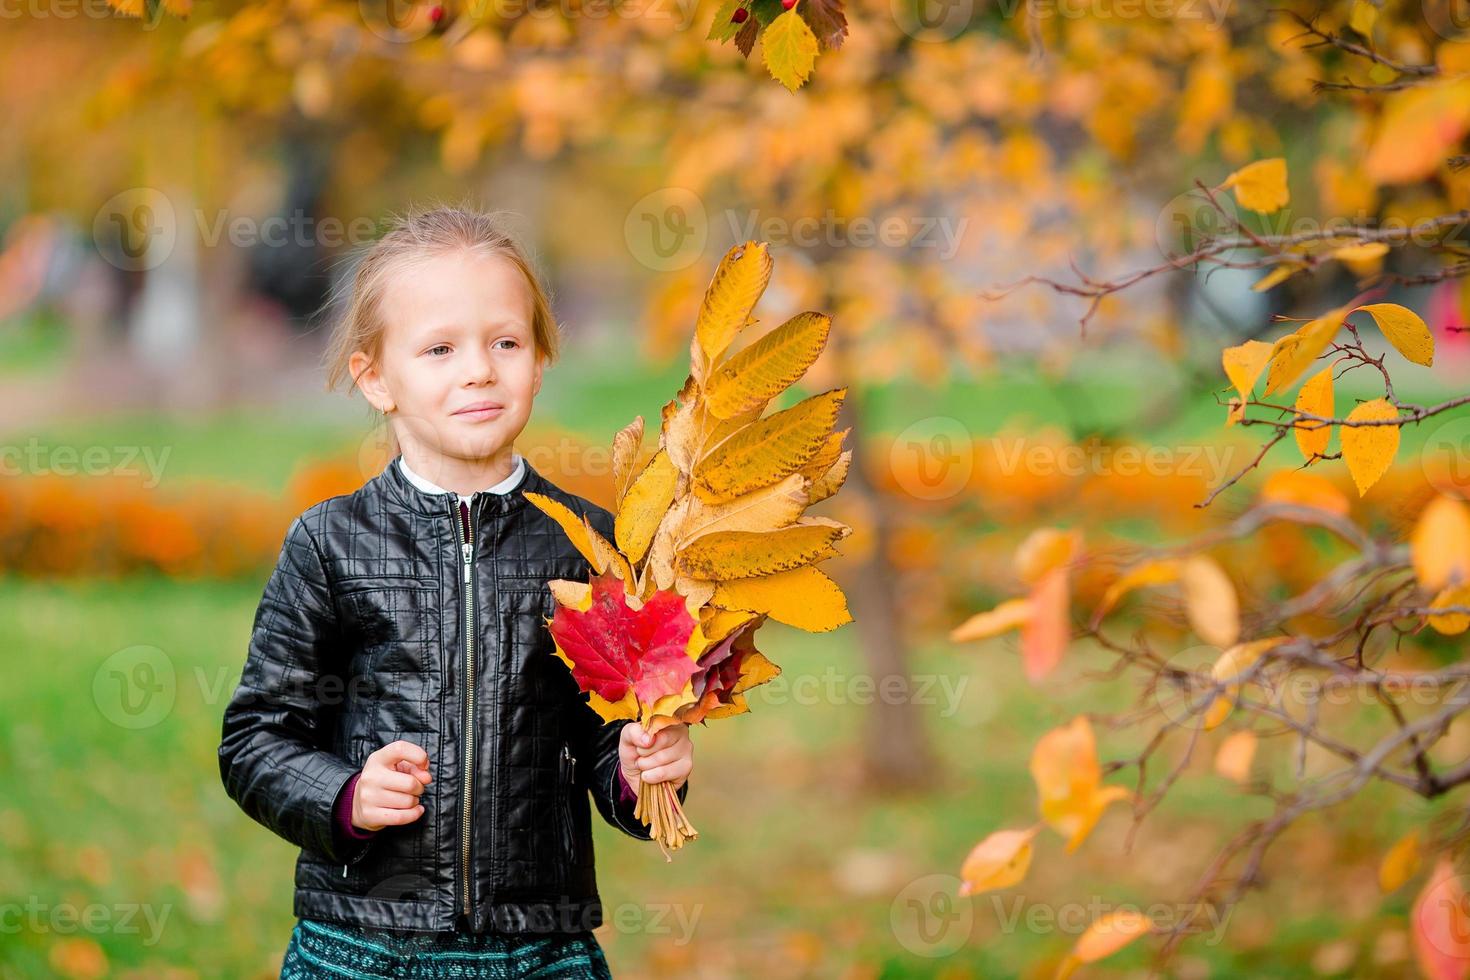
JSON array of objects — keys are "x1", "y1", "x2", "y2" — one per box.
[{"x1": 322, "y1": 204, "x2": 561, "y2": 397}]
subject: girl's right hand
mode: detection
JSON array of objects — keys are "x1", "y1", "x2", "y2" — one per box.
[{"x1": 352, "y1": 740, "x2": 433, "y2": 831}]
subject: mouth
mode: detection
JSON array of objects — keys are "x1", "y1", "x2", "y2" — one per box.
[{"x1": 453, "y1": 402, "x2": 505, "y2": 421}]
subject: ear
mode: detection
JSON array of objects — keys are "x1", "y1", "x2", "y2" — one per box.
[
  {"x1": 532, "y1": 354, "x2": 543, "y2": 397},
  {"x1": 350, "y1": 350, "x2": 397, "y2": 414}
]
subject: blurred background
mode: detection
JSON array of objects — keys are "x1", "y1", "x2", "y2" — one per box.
[{"x1": 6, "y1": 0, "x2": 1470, "y2": 977}]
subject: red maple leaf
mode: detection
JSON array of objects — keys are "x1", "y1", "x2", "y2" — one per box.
[{"x1": 547, "y1": 571, "x2": 700, "y2": 707}]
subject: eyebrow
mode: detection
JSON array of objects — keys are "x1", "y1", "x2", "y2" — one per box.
[{"x1": 411, "y1": 320, "x2": 529, "y2": 341}]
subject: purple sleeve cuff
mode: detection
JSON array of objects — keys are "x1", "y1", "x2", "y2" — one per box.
[
  {"x1": 335, "y1": 771, "x2": 378, "y2": 840},
  {"x1": 616, "y1": 765, "x2": 637, "y2": 804}
]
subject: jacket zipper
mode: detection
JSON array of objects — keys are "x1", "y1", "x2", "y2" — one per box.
[
  {"x1": 453, "y1": 495, "x2": 480, "y2": 920},
  {"x1": 559, "y1": 742, "x2": 578, "y2": 864}
]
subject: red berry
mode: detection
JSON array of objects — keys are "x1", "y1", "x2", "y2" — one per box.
[
  {"x1": 429, "y1": 4, "x2": 445, "y2": 22},
  {"x1": 781, "y1": 0, "x2": 795, "y2": 9},
  {"x1": 731, "y1": 6, "x2": 748, "y2": 21}
]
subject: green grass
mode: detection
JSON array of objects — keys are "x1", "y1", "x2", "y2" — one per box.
[{"x1": 0, "y1": 577, "x2": 1434, "y2": 978}]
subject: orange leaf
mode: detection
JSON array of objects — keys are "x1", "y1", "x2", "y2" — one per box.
[
  {"x1": 1015, "y1": 527, "x2": 1082, "y2": 585},
  {"x1": 950, "y1": 598, "x2": 1032, "y2": 642},
  {"x1": 1412, "y1": 496, "x2": 1470, "y2": 593},
  {"x1": 1412, "y1": 855, "x2": 1470, "y2": 980},
  {"x1": 1214, "y1": 730, "x2": 1257, "y2": 783},
  {"x1": 1022, "y1": 567, "x2": 1070, "y2": 683},
  {"x1": 1031, "y1": 716, "x2": 1130, "y2": 852},
  {"x1": 1381, "y1": 830, "x2": 1424, "y2": 894},
  {"x1": 957, "y1": 825, "x2": 1040, "y2": 896}
]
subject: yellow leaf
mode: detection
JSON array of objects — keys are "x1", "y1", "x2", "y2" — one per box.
[
  {"x1": 1349, "y1": 0, "x2": 1377, "y2": 37},
  {"x1": 1093, "y1": 559, "x2": 1182, "y2": 621},
  {"x1": 693, "y1": 241, "x2": 772, "y2": 382},
  {"x1": 950, "y1": 598, "x2": 1032, "y2": 642},
  {"x1": 1030, "y1": 716, "x2": 1130, "y2": 852},
  {"x1": 807, "y1": 450, "x2": 852, "y2": 506},
  {"x1": 957, "y1": 825, "x2": 1040, "y2": 896},
  {"x1": 1181, "y1": 555, "x2": 1240, "y2": 648},
  {"x1": 615, "y1": 450, "x2": 678, "y2": 564},
  {"x1": 1203, "y1": 637, "x2": 1287, "y2": 730},
  {"x1": 1429, "y1": 584, "x2": 1470, "y2": 635},
  {"x1": 1340, "y1": 398, "x2": 1401, "y2": 496},
  {"x1": 678, "y1": 518, "x2": 849, "y2": 579},
  {"x1": 693, "y1": 388, "x2": 847, "y2": 502},
  {"x1": 1413, "y1": 495, "x2": 1470, "y2": 592},
  {"x1": 1252, "y1": 263, "x2": 1305, "y2": 292},
  {"x1": 1071, "y1": 909, "x2": 1154, "y2": 964},
  {"x1": 1293, "y1": 367, "x2": 1334, "y2": 461},
  {"x1": 611, "y1": 416, "x2": 646, "y2": 509},
  {"x1": 762, "y1": 9, "x2": 818, "y2": 92},
  {"x1": 1015, "y1": 527, "x2": 1082, "y2": 585},
  {"x1": 1219, "y1": 158, "x2": 1289, "y2": 213},
  {"x1": 1332, "y1": 241, "x2": 1389, "y2": 263},
  {"x1": 1264, "y1": 306, "x2": 1349, "y2": 395},
  {"x1": 1214, "y1": 730, "x2": 1257, "y2": 783},
  {"x1": 1222, "y1": 339, "x2": 1273, "y2": 404},
  {"x1": 681, "y1": 472, "x2": 809, "y2": 542},
  {"x1": 523, "y1": 491, "x2": 602, "y2": 570},
  {"x1": 704, "y1": 311, "x2": 831, "y2": 420},
  {"x1": 712, "y1": 565, "x2": 853, "y2": 632},
  {"x1": 1380, "y1": 830, "x2": 1423, "y2": 894},
  {"x1": 1354, "y1": 303, "x2": 1435, "y2": 367}
]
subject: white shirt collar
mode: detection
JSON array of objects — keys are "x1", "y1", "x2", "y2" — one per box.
[{"x1": 397, "y1": 452, "x2": 525, "y2": 504}]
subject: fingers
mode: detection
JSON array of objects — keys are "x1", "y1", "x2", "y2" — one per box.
[
  {"x1": 634, "y1": 745, "x2": 687, "y2": 770},
  {"x1": 373, "y1": 770, "x2": 425, "y2": 796},
  {"x1": 367, "y1": 788, "x2": 422, "y2": 810},
  {"x1": 637, "y1": 758, "x2": 691, "y2": 786},
  {"x1": 395, "y1": 759, "x2": 432, "y2": 786},
  {"x1": 371, "y1": 739, "x2": 429, "y2": 771},
  {"x1": 361, "y1": 803, "x2": 425, "y2": 828}
]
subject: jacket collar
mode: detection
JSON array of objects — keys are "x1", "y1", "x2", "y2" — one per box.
[{"x1": 378, "y1": 451, "x2": 540, "y2": 518}]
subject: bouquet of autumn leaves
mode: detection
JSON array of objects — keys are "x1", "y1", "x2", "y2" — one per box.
[{"x1": 523, "y1": 241, "x2": 855, "y2": 855}]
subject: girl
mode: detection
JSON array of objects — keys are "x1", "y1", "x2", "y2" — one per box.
[{"x1": 218, "y1": 206, "x2": 695, "y2": 978}]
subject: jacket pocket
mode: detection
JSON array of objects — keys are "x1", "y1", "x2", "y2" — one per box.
[{"x1": 556, "y1": 741, "x2": 578, "y2": 866}]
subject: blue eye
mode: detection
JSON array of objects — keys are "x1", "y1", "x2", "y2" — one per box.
[
  {"x1": 496, "y1": 339, "x2": 519, "y2": 350},
  {"x1": 427, "y1": 344, "x2": 451, "y2": 356}
]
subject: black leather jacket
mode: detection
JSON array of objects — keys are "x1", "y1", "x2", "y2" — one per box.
[{"x1": 218, "y1": 455, "x2": 686, "y2": 935}]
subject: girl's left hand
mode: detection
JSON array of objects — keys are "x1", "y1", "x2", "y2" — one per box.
[{"x1": 618, "y1": 722, "x2": 692, "y2": 794}]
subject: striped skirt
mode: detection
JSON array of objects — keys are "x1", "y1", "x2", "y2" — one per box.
[{"x1": 280, "y1": 917, "x2": 615, "y2": 979}]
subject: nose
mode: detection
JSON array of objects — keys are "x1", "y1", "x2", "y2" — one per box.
[{"x1": 461, "y1": 344, "x2": 497, "y2": 387}]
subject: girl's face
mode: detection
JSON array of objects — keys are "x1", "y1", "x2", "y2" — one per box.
[{"x1": 352, "y1": 249, "x2": 543, "y2": 471}]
